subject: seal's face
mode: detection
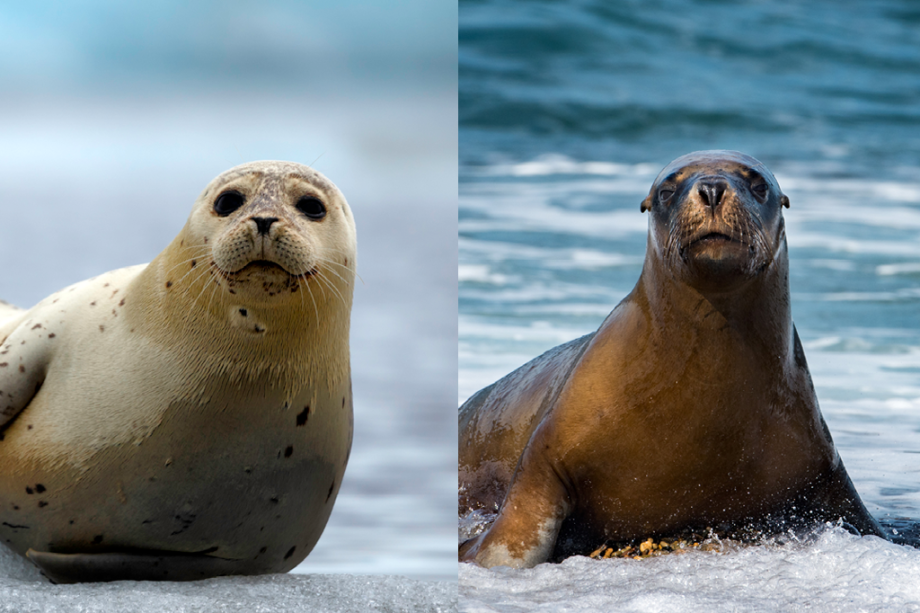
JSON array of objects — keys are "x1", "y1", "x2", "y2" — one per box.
[
  {"x1": 184, "y1": 161, "x2": 356, "y2": 305},
  {"x1": 641, "y1": 150, "x2": 789, "y2": 292}
]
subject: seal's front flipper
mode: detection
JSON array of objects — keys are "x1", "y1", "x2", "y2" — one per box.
[
  {"x1": 0, "y1": 314, "x2": 52, "y2": 431},
  {"x1": 26, "y1": 549, "x2": 246, "y2": 583}
]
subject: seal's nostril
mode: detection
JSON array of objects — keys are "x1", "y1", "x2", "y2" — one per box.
[
  {"x1": 252, "y1": 217, "x2": 279, "y2": 235},
  {"x1": 698, "y1": 179, "x2": 727, "y2": 208}
]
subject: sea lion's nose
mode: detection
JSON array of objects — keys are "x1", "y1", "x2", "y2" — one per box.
[
  {"x1": 252, "y1": 217, "x2": 279, "y2": 235},
  {"x1": 697, "y1": 178, "x2": 728, "y2": 208}
]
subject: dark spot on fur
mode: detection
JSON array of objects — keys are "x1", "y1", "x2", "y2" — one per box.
[
  {"x1": 166, "y1": 281, "x2": 173, "y2": 288},
  {"x1": 92, "y1": 534, "x2": 103, "y2": 544},
  {"x1": 69, "y1": 520, "x2": 74, "y2": 525},
  {"x1": 259, "y1": 546, "x2": 267, "y2": 555},
  {"x1": 270, "y1": 496, "x2": 279, "y2": 504},
  {"x1": 103, "y1": 283, "x2": 109, "y2": 288},
  {"x1": 48, "y1": 333, "x2": 56, "y2": 338},
  {"x1": 326, "y1": 480, "x2": 335, "y2": 502},
  {"x1": 239, "y1": 308, "x2": 248, "y2": 317},
  {"x1": 27, "y1": 425, "x2": 32, "y2": 430},
  {"x1": 284, "y1": 446, "x2": 293, "y2": 458},
  {"x1": 191, "y1": 260, "x2": 197, "y2": 268},
  {"x1": 142, "y1": 519, "x2": 153, "y2": 524},
  {"x1": 296, "y1": 406, "x2": 309, "y2": 426},
  {"x1": 26, "y1": 487, "x2": 33, "y2": 495},
  {"x1": 229, "y1": 289, "x2": 236, "y2": 294},
  {"x1": 119, "y1": 298, "x2": 125, "y2": 307},
  {"x1": 38, "y1": 501, "x2": 48, "y2": 508},
  {"x1": 30, "y1": 324, "x2": 41, "y2": 330},
  {"x1": 0, "y1": 363, "x2": 6, "y2": 367},
  {"x1": 12, "y1": 506, "x2": 19, "y2": 511},
  {"x1": 284, "y1": 546, "x2": 296, "y2": 560},
  {"x1": 99, "y1": 325, "x2": 105, "y2": 333},
  {"x1": 204, "y1": 237, "x2": 209, "y2": 243},
  {"x1": 35, "y1": 484, "x2": 45, "y2": 493},
  {"x1": 90, "y1": 301, "x2": 96, "y2": 306},
  {"x1": 342, "y1": 397, "x2": 346, "y2": 407},
  {"x1": 18, "y1": 365, "x2": 25, "y2": 373}
]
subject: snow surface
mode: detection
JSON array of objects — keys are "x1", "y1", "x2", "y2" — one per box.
[
  {"x1": 0, "y1": 545, "x2": 457, "y2": 613},
  {"x1": 459, "y1": 527, "x2": 920, "y2": 612}
]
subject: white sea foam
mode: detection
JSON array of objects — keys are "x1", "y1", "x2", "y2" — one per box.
[{"x1": 459, "y1": 528, "x2": 920, "y2": 612}]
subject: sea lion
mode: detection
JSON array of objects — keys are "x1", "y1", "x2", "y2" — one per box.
[
  {"x1": 459, "y1": 150, "x2": 883, "y2": 569},
  {"x1": 0, "y1": 161, "x2": 356, "y2": 583}
]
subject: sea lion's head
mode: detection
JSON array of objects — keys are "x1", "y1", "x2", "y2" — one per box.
[
  {"x1": 179, "y1": 161, "x2": 356, "y2": 307},
  {"x1": 641, "y1": 150, "x2": 789, "y2": 293}
]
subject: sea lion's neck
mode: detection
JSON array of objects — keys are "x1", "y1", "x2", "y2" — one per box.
[{"x1": 635, "y1": 244, "x2": 793, "y2": 361}]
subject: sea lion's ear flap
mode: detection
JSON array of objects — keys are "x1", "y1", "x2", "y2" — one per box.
[
  {"x1": 781, "y1": 194, "x2": 790, "y2": 209},
  {"x1": 640, "y1": 195, "x2": 653, "y2": 213}
]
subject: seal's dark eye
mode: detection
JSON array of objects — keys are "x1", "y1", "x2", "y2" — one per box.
[
  {"x1": 296, "y1": 196, "x2": 326, "y2": 220},
  {"x1": 214, "y1": 191, "x2": 245, "y2": 216},
  {"x1": 659, "y1": 189, "x2": 675, "y2": 202},
  {"x1": 752, "y1": 183, "x2": 768, "y2": 197}
]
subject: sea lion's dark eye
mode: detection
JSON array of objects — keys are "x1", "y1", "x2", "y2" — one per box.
[
  {"x1": 296, "y1": 196, "x2": 326, "y2": 220},
  {"x1": 658, "y1": 189, "x2": 675, "y2": 202},
  {"x1": 214, "y1": 191, "x2": 245, "y2": 216},
  {"x1": 752, "y1": 183, "x2": 768, "y2": 198}
]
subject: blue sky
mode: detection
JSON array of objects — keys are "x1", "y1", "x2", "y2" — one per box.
[{"x1": 0, "y1": 1, "x2": 456, "y2": 93}]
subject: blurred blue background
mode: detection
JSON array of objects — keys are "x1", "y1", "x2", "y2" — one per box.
[{"x1": 0, "y1": 0, "x2": 457, "y2": 581}]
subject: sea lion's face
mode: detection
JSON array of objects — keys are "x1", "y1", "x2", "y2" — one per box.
[
  {"x1": 641, "y1": 150, "x2": 789, "y2": 293},
  {"x1": 184, "y1": 161, "x2": 356, "y2": 305}
]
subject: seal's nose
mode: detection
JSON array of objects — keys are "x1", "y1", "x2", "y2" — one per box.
[
  {"x1": 252, "y1": 217, "x2": 279, "y2": 235},
  {"x1": 697, "y1": 178, "x2": 728, "y2": 209}
]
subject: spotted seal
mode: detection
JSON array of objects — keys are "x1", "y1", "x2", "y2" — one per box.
[{"x1": 0, "y1": 161, "x2": 356, "y2": 582}]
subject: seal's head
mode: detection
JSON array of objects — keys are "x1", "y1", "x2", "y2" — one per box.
[
  {"x1": 640, "y1": 150, "x2": 789, "y2": 293},
  {"x1": 180, "y1": 161, "x2": 356, "y2": 306}
]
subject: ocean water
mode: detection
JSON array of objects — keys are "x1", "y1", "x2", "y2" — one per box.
[{"x1": 460, "y1": 0, "x2": 920, "y2": 609}]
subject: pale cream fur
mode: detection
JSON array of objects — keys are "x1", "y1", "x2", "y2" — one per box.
[{"x1": 0, "y1": 161, "x2": 357, "y2": 575}]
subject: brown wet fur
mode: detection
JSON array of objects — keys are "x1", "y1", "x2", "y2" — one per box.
[{"x1": 459, "y1": 150, "x2": 883, "y2": 569}]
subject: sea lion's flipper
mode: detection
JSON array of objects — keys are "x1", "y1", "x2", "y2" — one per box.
[
  {"x1": 461, "y1": 442, "x2": 572, "y2": 569},
  {"x1": 26, "y1": 549, "x2": 246, "y2": 583}
]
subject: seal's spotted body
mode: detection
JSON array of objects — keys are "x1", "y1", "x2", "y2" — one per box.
[{"x1": 0, "y1": 161, "x2": 356, "y2": 583}]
